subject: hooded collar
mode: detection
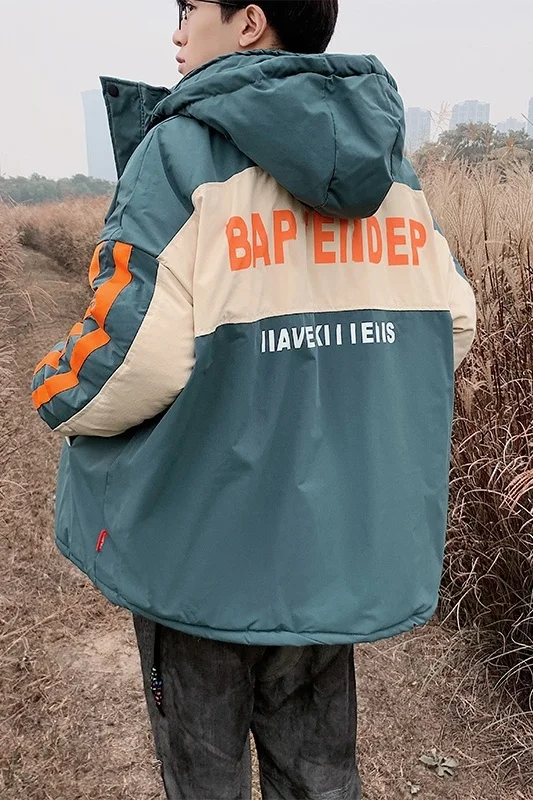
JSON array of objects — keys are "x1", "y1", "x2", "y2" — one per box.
[{"x1": 102, "y1": 49, "x2": 405, "y2": 217}]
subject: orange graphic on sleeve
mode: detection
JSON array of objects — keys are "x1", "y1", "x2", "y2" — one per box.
[{"x1": 32, "y1": 242, "x2": 133, "y2": 410}]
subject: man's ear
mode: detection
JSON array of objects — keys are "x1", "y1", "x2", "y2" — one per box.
[{"x1": 238, "y1": 4, "x2": 271, "y2": 48}]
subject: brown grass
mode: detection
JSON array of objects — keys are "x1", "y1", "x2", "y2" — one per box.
[
  {"x1": 0, "y1": 203, "x2": 25, "y2": 503},
  {"x1": 421, "y1": 162, "x2": 533, "y2": 718},
  {"x1": 0, "y1": 203, "x2": 23, "y2": 369},
  {"x1": 9, "y1": 196, "x2": 109, "y2": 272}
]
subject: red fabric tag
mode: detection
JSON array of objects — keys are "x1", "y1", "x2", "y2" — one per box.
[{"x1": 96, "y1": 529, "x2": 109, "y2": 552}]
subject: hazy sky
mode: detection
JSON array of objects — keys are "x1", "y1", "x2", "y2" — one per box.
[{"x1": 1, "y1": 0, "x2": 532, "y2": 178}]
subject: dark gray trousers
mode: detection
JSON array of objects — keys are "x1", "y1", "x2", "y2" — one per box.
[{"x1": 133, "y1": 615, "x2": 362, "y2": 800}]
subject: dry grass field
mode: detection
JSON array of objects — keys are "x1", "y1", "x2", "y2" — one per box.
[{"x1": 0, "y1": 162, "x2": 532, "y2": 799}]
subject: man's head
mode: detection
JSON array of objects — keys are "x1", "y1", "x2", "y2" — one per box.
[{"x1": 173, "y1": 0, "x2": 339, "y2": 76}]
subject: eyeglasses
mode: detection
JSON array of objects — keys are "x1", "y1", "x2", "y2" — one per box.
[{"x1": 178, "y1": 0, "x2": 243, "y2": 30}]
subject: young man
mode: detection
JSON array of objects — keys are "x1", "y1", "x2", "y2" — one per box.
[{"x1": 32, "y1": 1, "x2": 476, "y2": 798}]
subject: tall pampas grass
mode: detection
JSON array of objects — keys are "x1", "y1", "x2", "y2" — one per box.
[{"x1": 423, "y1": 161, "x2": 533, "y2": 711}]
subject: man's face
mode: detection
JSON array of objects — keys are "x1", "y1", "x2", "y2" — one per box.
[{"x1": 173, "y1": 1, "x2": 248, "y2": 77}]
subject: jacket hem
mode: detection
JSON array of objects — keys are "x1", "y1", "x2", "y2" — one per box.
[{"x1": 56, "y1": 540, "x2": 438, "y2": 646}]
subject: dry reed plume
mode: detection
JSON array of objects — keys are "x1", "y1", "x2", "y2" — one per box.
[{"x1": 422, "y1": 161, "x2": 533, "y2": 716}]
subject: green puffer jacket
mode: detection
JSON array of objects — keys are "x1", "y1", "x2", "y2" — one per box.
[{"x1": 32, "y1": 50, "x2": 476, "y2": 645}]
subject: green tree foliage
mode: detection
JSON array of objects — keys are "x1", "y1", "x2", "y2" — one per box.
[
  {"x1": 0, "y1": 173, "x2": 116, "y2": 205},
  {"x1": 412, "y1": 123, "x2": 533, "y2": 171}
]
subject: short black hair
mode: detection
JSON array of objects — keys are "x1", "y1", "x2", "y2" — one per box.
[{"x1": 220, "y1": 0, "x2": 339, "y2": 54}]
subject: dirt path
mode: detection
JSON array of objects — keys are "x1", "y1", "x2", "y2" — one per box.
[{"x1": 1, "y1": 249, "x2": 529, "y2": 800}]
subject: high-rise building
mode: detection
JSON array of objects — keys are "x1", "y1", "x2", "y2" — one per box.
[
  {"x1": 450, "y1": 100, "x2": 490, "y2": 129},
  {"x1": 527, "y1": 98, "x2": 533, "y2": 137},
  {"x1": 496, "y1": 117, "x2": 526, "y2": 134},
  {"x1": 405, "y1": 107, "x2": 432, "y2": 153},
  {"x1": 82, "y1": 90, "x2": 117, "y2": 182}
]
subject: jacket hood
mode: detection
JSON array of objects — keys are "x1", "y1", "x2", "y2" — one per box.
[{"x1": 150, "y1": 50, "x2": 405, "y2": 218}]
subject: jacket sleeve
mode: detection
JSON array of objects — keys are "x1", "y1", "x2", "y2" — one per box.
[
  {"x1": 31, "y1": 123, "x2": 198, "y2": 437},
  {"x1": 431, "y1": 215, "x2": 476, "y2": 370},
  {"x1": 448, "y1": 252, "x2": 476, "y2": 371}
]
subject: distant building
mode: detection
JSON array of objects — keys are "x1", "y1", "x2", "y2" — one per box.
[
  {"x1": 405, "y1": 107, "x2": 432, "y2": 154},
  {"x1": 496, "y1": 117, "x2": 526, "y2": 134},
  {"x1": 82, "y1": 90, "x2": 116, "y2": 182},
  {"x1": 450, "y1": 100, "x2": 490, "y2": 130},
  {"x1": 527, "y1": 98, "x2": 533, "y2": 137}
]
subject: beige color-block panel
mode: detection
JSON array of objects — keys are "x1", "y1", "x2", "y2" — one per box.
[{"x1": 174, "y1": 168, "x2": 454, "y2": 338}]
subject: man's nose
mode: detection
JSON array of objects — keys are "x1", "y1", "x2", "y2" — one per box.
[{"x1": 172, "y1": 26, "x2": 184, "y2": 47}]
